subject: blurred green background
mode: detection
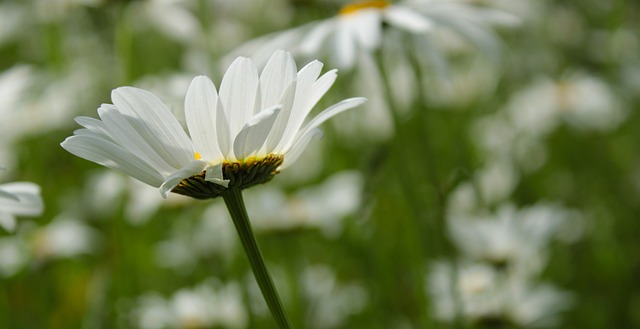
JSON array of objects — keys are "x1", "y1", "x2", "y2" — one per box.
[{"x1": 0, "y1": 0, "x2": 639, "y2": 328}]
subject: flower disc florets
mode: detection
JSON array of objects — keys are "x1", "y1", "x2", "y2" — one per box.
[{"x1": 172, "y1": 154, "x2": 284, "y2": 199}]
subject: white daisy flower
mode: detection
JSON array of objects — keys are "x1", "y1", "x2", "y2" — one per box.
[
  {"x1": 61, "y1": 50, "x2": 366, "y2": 199},
  {"x1": 130, "y1": 280, "x2": 248, "y2": 329},
  {"x1": 427, "y1": 260, "x2": 573, "y2": 327},
  {"x1": 447, "y1": 203, "x2": 582, "y2": 275},
  {"x1": 229, "y1": 0, "x2": 518, "y2": 70},
  {"x1": 0, "y1": 182, "x2": 44, "y2": 232}
]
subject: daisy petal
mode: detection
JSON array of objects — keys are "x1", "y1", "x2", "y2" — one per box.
[
  {"x1": 264, "y1": 82, "x2": 296, "y2": 152},
  {"x1": 384, "y1": 5, "x2": 433, "y2": 33},
  {"x1": 98, "y1": 105, "x2": 176, "y2": 175},
  {"x1": 278, "y1": 69, "x2": 337, "y2": 151},
  {"x1": 351, "y1": 9, "x2": 383, "y2": 50},
  {"x1": 205, "y1": 162, "x2": 229, "y2": 188},
  {"x1": 185, "y1": 76, "x2": 223, "y2": 162},
  {"x1": 0, "y1": 183, "x2": 43, "y2": 217},
  {"x1": 298, "y1": 20, "x2": 335, "y2": 55},
  {"x1": 216, "y1": 97, "x2": 232, "y2": 158},
  {"x1": 111, "y1": 87, "x2": 193, "y2": 168},
  {"x1": 61, "y1": 135, "x2": 164, "y2": 187},
  {"x1": 0, "y1": 189, "x2": 19, "y2": 201},
  {"x1": 334, "y1": 19, "x2": 357, "y2": 69},
  {"x1": 159, "y1": 160, "x2": 208, "y2": 199},
  {"x1": 75, "y1": 115, "x2": 113, "y2": 140},
  {"x1": 260, "y1": 50, "x2": 297, "y2": 109},
  {"x1": 290, "y1": 97, "x2": 367, "y2": 152},
  {"x1": 218, "y1": 57, "x2": 260, "y2": 137},
  {"x1": 233, "y1": 105, "x2": 282, "y2": 159}
]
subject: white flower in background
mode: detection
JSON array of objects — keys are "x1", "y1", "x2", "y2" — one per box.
[
  {"x1": 83, "y1": 170, "x2": 191, "y2": 226},
  {"x1": 504, "y1": 278, "x2": 573, "y2": 328},
  {"x1": 130, "y1": 280, "x2": 248, "y2": 329},
  {"x1": 506, "y1": 73, "x2": 625, "y2": 135},
  {"x1": 228, "y1": 1, "x2": 515, "y2": 139},
  {"x1": 428, "y1": 261, "x2": 501, "y2": 322},
  {"x1": 448, "y1": 203, "x2": 582, "y2": 275},
  {"x1": 0, "y1": 64, "x2": 101, "y2": 148},
  {"x1": 301, "y1": 264, "x2": 369, "y2": 329},
  {"x1": 0, "y1": 182, "x2": 44, "y2": 231},
  {"x1": 61, "y1": 50, "x2": 366, "y2": 199},
  {"x1": 154, "y1": 204, "x2": 238, "y2": 273},
  {"x1": 427, "y1": 260, "x2": 573, "y2": 327},
  {"x1": 447, "y1": 159, "x2": 520, "y2": 216},
  {"x1": 154, "y1": 170, "x2": 361, "y2": 272},
  {"x1": 0, "y1": 236, "x2": 30, "y2": 277},
  {"x1": 30, "y1": 216, "x2": 101, "y2": 260},
  {"x1": 0, "y1": 216, "x2": 99, "y2": 276},
  {"x1": 472, "y1": 114, "x2": 549, "y2": 173},
  {"x1": 230, "y1": 0, "x2": 517, "y2": 70},
  {"x1": 244, "y1": 171, "x2": 363, "y2": 237}
]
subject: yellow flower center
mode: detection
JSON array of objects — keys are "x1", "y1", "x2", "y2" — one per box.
[
  {"x1": 194, "y1": 152, "x2": 202, "y2": 160},
  {"x1": 339, "y1": 0, "x2": 390, "y2": 15},
  {"x1": 172, "y1": 154, "x2": 284, "y2": 199}
]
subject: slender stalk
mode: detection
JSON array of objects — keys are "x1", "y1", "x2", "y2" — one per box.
[{"x1": 222, "y1": 187, "x2": 293, "y2": 329}]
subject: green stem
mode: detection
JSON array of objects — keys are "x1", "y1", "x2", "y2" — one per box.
[{"x1": 222, "y1": 187, "x2": 293, "y2": 329}]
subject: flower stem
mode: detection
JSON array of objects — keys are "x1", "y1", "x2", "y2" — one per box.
[{"x1": 222, "y1": 187, "x2": 293, "y2": 329}]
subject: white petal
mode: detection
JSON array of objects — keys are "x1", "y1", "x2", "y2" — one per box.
[
  {"x1": 0, "y1": 182, "x2": 40, "y2": 194},
  {"x1": 278, "y1": 69, "x2": 338, "y2": 151},
  {"x1": 304, "y1": 69, "x2": 338, "y2": 117},
  {"x1": 218, "y1": 57, "x2": 260, "y2": 137},
  {"x1": 61, "y1": 135, "x2": 165, "y2": 187},
  {"x1": 296, "y1": 60, "x2": 324, "y2": 90},
  {"x1": 159, "y1": 160, "x2": 208, "y2": 199},
  {"x1": 0, "y1": 182, "x2": 43, "y2": 217},
  {"x1": 350, "y1": 9, "x2": 383, "y2": 50},
  {"x1": 215, "y1": 97, "x2": 232, "y2": 158},
  {"x1": 298, "y1": 20, "x2": 335, "y2": 55},
  {"x1": 334, "y1": 19, "x2": 357, "y2": 69},
  {"x1": 290, "y1": 97, "x2": 367, "y2": 152},
  {"x1": 384, "y1": 5, "x2": 433, "y2": 33},
  {"x1": 260, "y1": 50, "x2": 297, "y2": 109},
  {"x1": 263, "y1": 82, "x2": 296, "y2": 152},
  {"x1": 280, "y1": 128, "x2": 323, "y2": 170},
  {"x1": 185, "y1": 76, "x2": 224, "y2": 162},
  {"x1": 75, "y1": 115, "x2": 111, "y2": 138},
  {"x1": 232, "y1": 106, "x2": 282, "y2": 159},
  {"x1": 205, "y1": 162, "x2": 229, "y2": 188},
  {"x1": 111, "y1": 87, "x2": 193, "y2": 169},
  {"x1": 98, "y1": 106, "x2": 176, "y2": 175},
  {"x1": 0, "y1": 189, "x2": 19, "y2": 201}
]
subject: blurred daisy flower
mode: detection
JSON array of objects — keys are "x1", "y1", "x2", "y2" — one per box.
[
  {"x1": 448, "y1": 203, "x2": 583, "y2": 274},
  {"x1": 0, "y1": 182, "x2": 44, "y2": 231},
  {"x1": 230, "y1": 0, "x2": 518, "y2": 70},
  {"x1": 428, "y1": 260, "x2": 573, "y2": 327},
  {"x1": 129, "y1": 279, "x2": 248, "y2": 329},
  {"x1": 301, "y1": 264, "x2": 369, "y2": 329},
  {"x1": 228, "y1": 1, "x2": 516, "y2": 139},
  {"x1": 61, "y1": 50, "x2": 365, "y2": 199},
  {"x1": 505, "y1": 72, "x2": 626, "y2": 134}
]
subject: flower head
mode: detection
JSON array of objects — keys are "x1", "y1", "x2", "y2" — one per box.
[
  {"x1": 61, "y1": 50, "x2": 366, "y2": 199},
  {"x1": 229, "y1": 0, "x2": 518, "y2": 70}
]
